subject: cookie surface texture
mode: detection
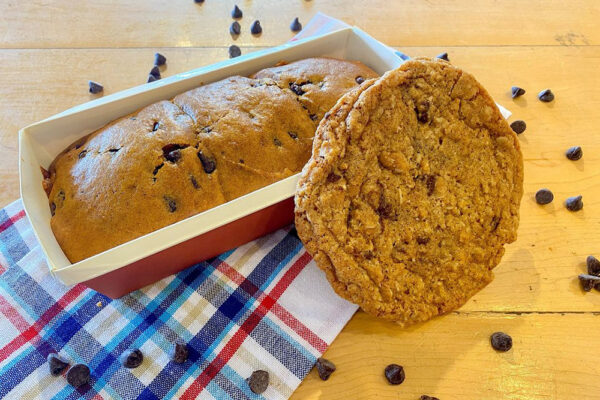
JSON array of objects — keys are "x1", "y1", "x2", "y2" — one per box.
[{"x1": 295, "y1": 58, "x2": 523, "y2": 326}]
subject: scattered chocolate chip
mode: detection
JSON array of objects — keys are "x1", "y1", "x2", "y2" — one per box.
[
  {"x1": 66, "y1": 364, "x2": 90, "y2": 387},
  {"x1": 355, "y1": 76, "x2": 365, "y2": 84},
  {"x1": 50, "y1": 202, "x2": 56, "y2": 216},
  {"x1": 384, "y1": 364, "x2": 405, "y2": 385},
  {"x1": 78, "y1": 150, "x2": 87, "y2": 159},
  {"x1": 229, "y1": 45, "x2": 241, "y2": 58},
  {"x1": 153, "y1": 121, "x2": 160, "y2": 131},
  {"x1": 315, "y1": 357, "x2": 336, "y2": 380},
  {"x1": 327, "y1": 173, "x2": 341, "y2": 183},
  {"x1": 169, "y1": 342, "x2": 188, "y2": 364},
  {"x1": 426, "y1": 175, "x2": 436, "y2": 196},
  {"x1": 579, "y1": 274, "x2": 600, "y2": 292},
  {"x1": 538, "y1": 89, "x2": 554, "y2": 102},
  {"x1": 415, "y1": 100, "x2": 430, "y2": 123},
  {"x1": 194, "y1": 0, "x2": 204, "y2": 3},
  {"x1": 289, "y1": 82, "x2": 305, "y2": 96},
  {"x1": 231, "y1": 4, "x2": 243, "y2": 18},
  {"x1": 148, "y1": 74, "x2": 158, "y2": 83},
  {"x1": 154, "y1": 53, "x2": 166, "y2": 66},
  {"x1": 230, "y1": 21, "x2": 241, "y2": 35},
  {"x1": 290, "y1": 17, "x2": 302, "y2": 32},
  {"x1": 416, "y1": 237, "x2": 430, "y2": 245},
  {"x1": 197, "y1": 151, "x2": 216, "y2": 173},
  {"x1": 565, "y1": 195, "x2": 583, "y2": 211},
  {"x1": 566, "y1": 146, "x2": 583, "y2": 161},
  {"x1": 420, "y1": 396, "x2": 440, "y2": 400},
  {"x1": 150, "y1": 66, "x2": 161, "y2": 79},
  {"x1": 47, "y1": 353, "x2": 69, "y2": 376},
  {"x1": 511, "y1": 86, "x2": 526, "y2": 98},
  {"x1": 88, "y1": 81, "x2": 103, "y2": 94},
  {"x1": 436, "y1": 52, "x2": 449, "y2": 61},
  {"x1": 287, "y1": 131, "x2": 298, "y2": 139},
  {"x1": 535, "y1": 188, "x2": 554, "y2": 205},
  {"x1": 250, "y1": 20, "x2": 262, "y2": 35},
  {"x1": 247, "y1": 370, "x2": 269, "y2": 394},
  {"x1": 490, "y1": 332, "x2": 512, "y2": 352},
  {"x1": 587, "y1": 256, "x2": 600, "y2": 276},
  {"x1": 120, "y1": 349, "x2": 144, "y2": 368},
  {"x1": 163, "y1": 196, "x2": 177, "y2": 213},
  {"x1": 510, "y1": 120, "x2": 527, "y2": 134},
  {"x1": 309, "y1": 113, "x2": 318, "y2": 121}
]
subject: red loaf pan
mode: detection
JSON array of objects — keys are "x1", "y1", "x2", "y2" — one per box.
[
  {"x1": 83, "y1": 198, "x2": 294, "y2": 298},
  {"x1": 18, "y1": 27, "x2": 404, "y2": 297}
]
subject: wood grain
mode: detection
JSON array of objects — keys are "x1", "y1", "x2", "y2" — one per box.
[
  {"x1": 1, "y1": 2, "x2": 599, "y2": 399},
  {"x1": 293, "y1": 311, "x2": 600, "y2": 400},
  {"x1": 0, "y1": 0, "x2": 598, "y2": 48}
]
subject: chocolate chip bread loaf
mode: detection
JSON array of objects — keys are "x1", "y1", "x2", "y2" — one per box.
[{"x1": 44, "y1": 58, "x2": 378, "y2": 262}]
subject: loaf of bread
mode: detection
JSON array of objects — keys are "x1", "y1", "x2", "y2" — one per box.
[{"x1": 44, "y1": 58, "x2": 378, "y2": 262}]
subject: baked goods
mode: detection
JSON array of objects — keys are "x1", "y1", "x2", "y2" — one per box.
[
  {"x1": 295, "y1": 58, "x2": 523, "y2": 326},
  {"x1": 44, "y1": 58, "x2": 378, "y2": 263}
]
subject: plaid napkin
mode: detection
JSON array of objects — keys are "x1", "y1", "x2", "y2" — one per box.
[{"x1": 0, "y1": 199, "x2": 357, "y2": 399}]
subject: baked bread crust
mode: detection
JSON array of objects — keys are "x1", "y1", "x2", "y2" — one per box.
[
  {"x1": 295, "y1": 58, "x2": 523, "y2": 326},
  {"x1": 46, "y1": 58, "x2": 378, "y2": 262}
]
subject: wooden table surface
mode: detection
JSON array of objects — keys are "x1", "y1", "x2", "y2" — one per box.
[{"x1": 1, "y1": 1, "x2": 599, "y2": 399}]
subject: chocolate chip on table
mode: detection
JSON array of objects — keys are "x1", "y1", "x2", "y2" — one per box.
[
  {"x1": 150, "y1": 66, "x2": 161, "y2": 80},
  {"x1": 169, "y1": 342, "x2": 189, "y2": 364},
  {"x1": 120, "y1": 349, "x2": 144, "y2": 368},
  {"x1": 230, "y1": 21, "x2": 241, "y2": 35},
  {"x1": 579, "y1": 274, "x2": 600, "y2": 292},
  {"x1": 229, "y1": 45, "x2": 241, "y2": 58},
  {"x1": 66, "y1": 364, "x2": 90, "y2": 387},
  {"x1": 47, "y1": 353, "x2": 69, "y2": 376},
  {"x1": 587, "y1": 256, "x2": 600, "y2": 276},
  {"x1": 154, "y1": 52, "x2": 167, "y2": 66},
  {"x1": 197, "y1": 150, "x2": 216, "y2": 173},
  {"x1": 565, "y1": 146, "x2": 583, "y2": 161},
  {"x1": 384, "y1": 364, "x2": 405, "y2": 385},
  {"x1": 290, "y1": 17, "x2": 302, "y2": 32},
  {"x1": 315, "y1": 357, "x2": 336, "y2": 380},
  {"x1": 565, "y1": 195, "x2": 583, "y2": 211},
  {"x1": 355, "y1": 76, "x2": 365, "y2": 84},
  {"x1": 250, "y1": 20, "x2": 262, "y2": 35},
  {"x1": 538, "y1": 89, "x2": 555, "y2": 102},
  {"x1": 88, "y1": 81, "x2": 103, "y2": 94},
  {"x1": 511, "y1": 86, "x2": 526, "y2": 98},
  {"x1": 247, "y1": 370, "x2": 269, "y2": 394},
  {"x1": 194, "y1": 0, "x2": 204, "y2": 3},
  {"x1": 148, "y1": 74, "x2": 158, "y2": 83},
  {"x1": 420, "y1": 396, "x2": 440, "y2": 400},
  {"x1": 436, "y1": 52, "x2": 449, "y2": 61},
  {"x1": 535, "y1": 188, "x2": 554, "y2": 205},
  {"x1": 510, "y1": 120, "x2": 526, "y2": 134},
  {"x1": 490, "y1": 332, "x2": 512, "y2": 352},
  {"x1": 231, "y1": 4, "x2": 242, "y2": 18}
]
